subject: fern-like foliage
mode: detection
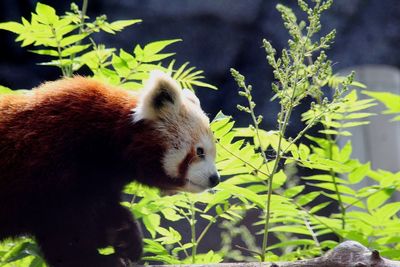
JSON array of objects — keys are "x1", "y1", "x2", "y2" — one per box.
[
  {"x1": 363, "y1": 91, "x2": 400, "y2": 121},
  {"x1": 0, "y1": 2, "x2": 216, "y2": 92}
]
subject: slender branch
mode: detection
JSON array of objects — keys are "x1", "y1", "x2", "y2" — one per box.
[
  {"x1": 344, "y1": 184, "x2": 400, "y2": 210},
  {"x1": 260, "y1": 13, "x2": 314, "y2": 259},
  {"x1": 235, "y1": 245, "x2": 262, "y2": 257},
  {"x1": 119, "y1": 61, "x2": 144, "y2": 85},
  {"x1": 50, "y1": 26, "x2": 67, "y2": 77},
  {"x1": 197, "y1": 213, "x2": 221, "y2": 245},
  {"x1": 216, "y1": 141, "x2": 268, "y2": 185},
  {"x1": 189, "y1": 198, "x2": 197, "y2": 264},
  {"x1": 80, "y1": 0, "x2": 88, "y2": 24},
  {"x1": 177, "y1": 241, "x2": 190, "y2": 258},
  {"x1": 67, "y1": 0, "x2": 89, "y2": 76}
]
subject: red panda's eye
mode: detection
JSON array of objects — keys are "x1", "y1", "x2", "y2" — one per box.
[{"x1": 196, "y1": 147, "x2": 205, "y2": 159}]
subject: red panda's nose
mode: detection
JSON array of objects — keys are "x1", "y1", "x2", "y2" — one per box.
[{"x1": 209, "y1": 174, "x2": 220, "y2": 187}]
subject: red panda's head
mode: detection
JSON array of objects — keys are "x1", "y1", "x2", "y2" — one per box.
[{"x1": 132, "y1": 71, "x2": 219, "y2": 193}]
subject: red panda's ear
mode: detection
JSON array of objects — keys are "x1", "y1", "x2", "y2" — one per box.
[
  {"x1": 133, "y1": 71, "x2": 183, "y2": 121},
  {"x1": 182, "y1": 89, "x2": 201, "y2": 107}
]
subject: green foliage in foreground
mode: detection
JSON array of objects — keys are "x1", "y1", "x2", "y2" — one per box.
[
  {"x1": 1, "y1": 0, "x2": 400, "y2": 266},
  {"x1": 363, "y1": 91, "x2": 400, "y2": 121}
]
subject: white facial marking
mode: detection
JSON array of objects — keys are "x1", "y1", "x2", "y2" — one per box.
[
  {"x1": 182, "y1": 134, "x2": 218, "y2": 193},
  {"x1": 162, "y1": 143, "x2": 190, "y2": 178},
  {"x1": 133, "y1": 71, "x2": 218, "y2": 193}
]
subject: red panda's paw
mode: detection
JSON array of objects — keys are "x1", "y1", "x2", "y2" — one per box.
[{"x1": 111, "y1": 220, "x2": 143, "y2": 263}]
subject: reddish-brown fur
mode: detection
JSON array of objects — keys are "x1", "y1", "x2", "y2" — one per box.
[
  {"x1": 0, "y1": 77, "x2": 184, "y2": 266},
  {"x1": 178, "y1": 147, "x2": 196, "y2": 179}
]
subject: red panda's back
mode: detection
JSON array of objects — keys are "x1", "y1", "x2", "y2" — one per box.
[{"x1": 0, "y1": 77, "x2": 138, "y2": 197}]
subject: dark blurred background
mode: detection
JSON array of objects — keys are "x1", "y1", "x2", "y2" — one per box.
[
  {"x1": 1, "y1": 0, "x2": 400, "y2": 256},
  {"x1": 1, "y1": 0, "x2": 399, "y2": 130}
]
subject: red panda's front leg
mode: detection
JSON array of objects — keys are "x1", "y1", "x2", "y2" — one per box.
[
  {"x1": 36, "y1": 231, "x2": 127, "y2": 267},
  {"x1": 104, "y1": 205, "x2": 143, "y2": 264},
  {"x1": 35, "y1": 202, "x2": 142, "y2": 267}
]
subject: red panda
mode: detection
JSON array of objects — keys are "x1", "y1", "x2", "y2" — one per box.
[{"x1": 0, "y1": 71, "x2": 220, "y2": 267}]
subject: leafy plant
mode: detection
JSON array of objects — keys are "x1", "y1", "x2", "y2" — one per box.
[
  {"x1": 226, "y1": 0, "x2": 400, "y2": 261},
  {"x1": 1, "y1": 0, "x2": 400, "y2": 266},
  {"x1": 363, "y1": 91, "x2": 400, "y2": 121},
  {"x1": 0, "y1": 1, "x2": 216, "y2": 266},
  {"x1": 0, "y1": 1, "x2": 215, "y2": 91}
]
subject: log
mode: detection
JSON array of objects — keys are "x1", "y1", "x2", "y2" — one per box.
[{"x1": 139, "y1": 241, "x2": 400, "y2": 267}]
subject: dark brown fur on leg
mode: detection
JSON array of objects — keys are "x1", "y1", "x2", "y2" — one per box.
[{"x1": 35, "y1": 202, "x2": 142, "y2": 267}]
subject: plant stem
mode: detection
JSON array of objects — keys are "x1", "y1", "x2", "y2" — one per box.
[
  {"x1": 260, "y1": 103, "x2": 292, "y2": 261},
  {"x1": 219, "y1": 131, "x2": 342, "y2": 251},
  {"x1": 216, "y1": 141, "x2": 268, "y2": 185},
  {"x1": 50, "y1": 26, "x2": 67, "y2": 77},
  {"x1": 313, "y1": 84, "x2": 347, "y2": 233},
  {"x1": 81, "y1": 0, "x2": 88, "y2": 23},
  {"x1": 197, "y1": 216, "x2": 218, "y2": 245},
  {"x1": 67, "y1": 0, "x2": 89, "y2": 76},
  {"x1": 328, "y1": 138, "x2": 346, "y2": 232},
  {"x1": 307, "y1": 47, "x2": 347, "y2": 233},
  {"x1": 178, "y1": 241, "x2": 190, "y2": 258},
  {"x1": 260, "y1": 22, "x2": 311, "y2": 259},
  {"x1": 189, "y1": 198, "x2": 197, "y2": 264}
]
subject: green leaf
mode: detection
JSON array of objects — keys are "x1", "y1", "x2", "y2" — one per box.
[
  {"x1": 303, "y1": 174, "x2": 348, "y2": 184},
  {"x1": 143, "y1": 39, "x2": 181, "y2": 56},
  {"x1": 29, "y1": 49, "x2": 59, "y2": 57},
  {"x1": 156, "y1": 227, "x2": 181, "y2": 245},
  {"x1": 60, "y1": 34, "x2": 88, "y2": 47},
  {"x1": 141, "y1": 53, "x2": 175, "y2": 63},
  {"x1": 337, "y1": 141, "x2": 352, "y2": 162},
  {"x1": 143, "y1": 239, "x2": 169, "y2": 255},
  {"x1": 269, "y1": 225, "x2": 310, "y2": 235},
  {"x1": 297, "y1": 192, "x2": 320, "y2": 206},
  {"x1": 111, "y1": 54, "x2": 130, "y2": 77},
  {"x1": 188, "y1": 80, "x2": 218, "y2": 90},
  {"x1": 298, "y1": 143, "x2": 310, "y2": 161},
  {"x1": 119, "y1": 49, "x2": 137, "y2": 68},
  {"x1": 0, "y1": 22, "x2": 24, "y2": 34},
  {"x1": 309, "y1": 201, "x2": 331, "y2": 214},
  {"x1": 309, "y1": 183, "x2": 355, "y2": 195},
  {"x1": 133, "y1": 44, "x2": 144, "y2": 60},
  {"x1": 218, "y1": 183, "x2": 266, "y2": 209},
  {"x1": 109, "y1": 19, "x2": 142, "y2": 32},
  {"x1": 98, "y1": 246, "x2": 115, "y2": 255},
  {"x1": 29, "y1": 257, "x2": 45, "y2": 267},
  {"x1": 61, "y1": 44, "x2": 91, "y2": 57},
  {"x1": 120, "y1": 81, "x2": 143, "y2": 90},
  {"x1": 363, "y1": 91, "x2": 400, "y2": 113},
  {"x1": 160, "y1": 208, "x2": 182, "y2": 221},
  {"x1": 284, "y1": 185, "x2": 305, "y2": 198},
  {"x1": 348, "y1": 162, "x2": 370, "y2": 184},
  {"x1": 142, "y1": 214, "x2": 160, "y2": 238},
  {"x1": 367, "y1": 188, "x2": 395, "y2": 211},
  {"x1": 35, "y1": 3, "x2": 58, "y2": 24},
  {"x1": 373, "y1": 202, "x2": 400, "y2": 221},
  {"x1": 142, "y1": 255, "x2": 180, "y2": 265}
]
